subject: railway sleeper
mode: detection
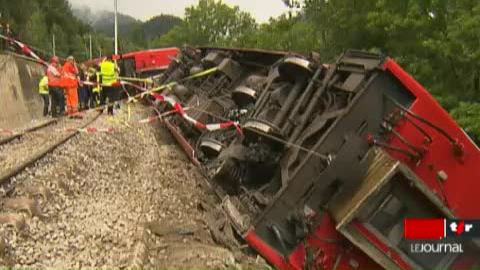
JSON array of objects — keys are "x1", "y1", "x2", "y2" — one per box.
[
  {"x1": 0, "y1": 213, "x2": 26, "y2": 231},
  {"x1": 24, "y1": 185, "x2": 52, "y2": 202},
  {"x1": 2, "y1": 197, "x2": 44, "y2": 219}
]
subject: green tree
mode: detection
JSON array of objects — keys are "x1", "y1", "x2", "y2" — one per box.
[
  {"x1": 298, "y1": 0, "x2": 378, "y2": 60},
  {"x1": 23, "y1": 11, "x2": 50, "y2": 51},
  {"x1": 50, "y1": 24, "x2": 68, "y2": 56},
  {"x1": 365, "y1": 0, "x2": 480, "y2": 107},
  {"x1": 153, "y1": 0, "x2": 257, "y2": 47},
  {"x1": 249, "y1": 15, "x2": 319, "y2": 53},
  {"x1": 451, "y1": 102, "x2": 480, "y2": 142},
  {"x1": 0, "y1": 0, "x2": 115, "y2": 60},
  {"x1": 151, "y1": 25, "x2": 189, "y2": 47},
  {"x1": 142, "y1": 15, "x2": 183, "y2": 40}
]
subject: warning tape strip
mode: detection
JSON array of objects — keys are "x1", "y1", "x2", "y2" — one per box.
[
  {"x1": 81, "y1": 81, "x2": 123, "y2": 87},
  {"x1": 0, "y1": 129, "x2": 15, "y2": 136},
  {"x1": 64, "y1": 127, "x2": 115, "y2": 134},
  {"x1": 137, "y1": 107, "x2": 191, "y2": 124},
  {"x1": 182, "y1": 67, "x2": 219, "y2": 81},
  {"x1": 147, "y1": 67, "x2": 219, "y2": 93},
  {"x1": 0, "y1": 34, "x2": 62, "y2": 77},
  {"x1": 0, "y1": 106, "x2": 195, "y2": 136},
  {"x1": 118, "y1": 76, "x2": 153, "y2": 83},
  {"x1": 151, "y1": 92, "x2": 243, "y2": 135}
]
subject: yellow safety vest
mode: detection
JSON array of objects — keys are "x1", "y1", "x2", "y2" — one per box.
[
  {"x1": 93, "y1": 72, "x2": 101, "y2": 93},
  {"x1": 39, "y1": 76, "x2": 49, "y2": 95},
  {"x1": 100, "y1": 60, "x2": 117, "y2": 86}
]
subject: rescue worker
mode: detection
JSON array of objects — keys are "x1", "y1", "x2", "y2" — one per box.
[
  {"x1": 38, "y1": 73, "x2": 49, "y2": 117},
  {"x1": 62, "y1": 56, "x2": 79, "y2": 117},
  {"x1": 99, "y1": 56, "x2": 119, "y2": 115},
  {"x1": 84, "y1": 66, "x2": 96, "y2": 109},
  {"x1": 4, "y1": 23, "x2": 12, "y2": 50},
  {"x1": 47, "y1": 56, "x2": 65, "y2": 117},
  {"x1": 1, "y1": 23, "x2": 11, "y2": 51},
  {"x1": 0, "y1": 22, "x2": 6, "y2": 50},
  {"x1": 4, "y1": 23, "x2": 18, "y2": 53},
  {"x1": 78, "y1": 64, "x2": 89, "y2": 111},
  {"x1": 90, "y1": 66, "x2": 101, "y2": 108}
]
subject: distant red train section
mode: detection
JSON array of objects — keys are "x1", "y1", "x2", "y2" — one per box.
[
  {"x1": 122, "y1": 47, "x2": 179, "y2": 76},
  {"x1": 83, "y1": 47, "x2": 179, "y2": 77}
]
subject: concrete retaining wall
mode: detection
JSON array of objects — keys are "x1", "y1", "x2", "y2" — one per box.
[{"x1": 0, "y1": 53, "x2": 45, "y2": 129}]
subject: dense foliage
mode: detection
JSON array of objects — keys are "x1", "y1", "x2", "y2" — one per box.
[
  {"x1": 451, "y1": 102, "x2": 480, "y2": 142},
  {"x1": 0, "y1": 0, "x2": 117, "y2": 60},
  {"x1": 152, "y1": 0, "x2": 256, "y2": 48},
  {"x1": 141, "y1": 15, "x2": 183, "y2": 41}
]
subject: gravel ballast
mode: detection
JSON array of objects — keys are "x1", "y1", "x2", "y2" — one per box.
[{"x1": 0, "y1": 105, "x2": 267, "y2": 269}]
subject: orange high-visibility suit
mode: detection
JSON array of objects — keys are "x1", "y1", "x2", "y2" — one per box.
[
  {"x1": 47, "y1": 59, "x2": 65, "y2": 117},
  {"x1": 62, "y1": 60, "x2": 79, "y2": 116}
]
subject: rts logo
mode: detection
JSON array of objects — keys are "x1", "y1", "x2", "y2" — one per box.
[{"x1": 450, "y1": 221, "x2": 473, "y2": 236}]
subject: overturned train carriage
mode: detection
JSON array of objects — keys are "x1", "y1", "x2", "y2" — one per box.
[{"x1": 156, "y1": 48, "x2": 480, "y2": 270}]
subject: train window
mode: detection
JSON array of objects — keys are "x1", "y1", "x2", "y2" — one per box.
[
  {"x1": 359, "y1": 175, "x2": 459, "y2": 269},
  {"x1": 331, "y1": 150, "x2": 473, "y2": 270}
]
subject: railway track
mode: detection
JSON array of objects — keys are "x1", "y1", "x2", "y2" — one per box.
[
  {"x1": 0, "y1": 119, "x2": 57, "y2": 146},
  {"x1": 0, "y1": 111, "x2": 102, "y2": 266},
  {"x1": 0, "y1": 112, "x2": 100, "y2": 186}
]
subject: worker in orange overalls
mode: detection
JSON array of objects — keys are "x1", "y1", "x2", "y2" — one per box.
[
  {"x1": 62, "y1": 55, "x2": 80, "y2": 117},
  {"x1": 47, "y1": 56, "x2": 65, "y2": 117}
]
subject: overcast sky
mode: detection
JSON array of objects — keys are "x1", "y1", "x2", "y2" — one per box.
[{"x1": 68, "y1": 0, "x2": 289, "y2": 23}]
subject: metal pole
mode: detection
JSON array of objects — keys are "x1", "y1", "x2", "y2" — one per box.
[
  {"x1": 52, "y1": 34, "x2": 56, "y2": 57},
  {"x1": 114, "y1": 0, "x2": 118, "y2": 56},
  {"x1": 84, "y1": 37, "x2": 88, "y2": 59},
  {"x1": 89, "y1": 34, "x2": 92, "y2": 59}
]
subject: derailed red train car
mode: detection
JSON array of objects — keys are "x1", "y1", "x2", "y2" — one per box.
[
  {"x1": 156, "y1": 48, "x2": 480, "y2": 270},
  {"x1": 121, "y1": 47, "x2": 179, "y2": 77},
  {"x1": 83, "y1": 47, "x2": 179, "y2": 78}
]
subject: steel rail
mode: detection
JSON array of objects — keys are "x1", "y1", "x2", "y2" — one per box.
[
  {"x1": 0, "y1": 112, "x2": 100, "y2": 185},
  {"x1": 0, "y1": 118, "x2": 57, "y2": 145}
]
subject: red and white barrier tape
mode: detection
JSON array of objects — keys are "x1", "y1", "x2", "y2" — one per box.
[
  {"x1": 0, "y1": 34, "x2": 61, "y2": 76},
  {"x1": 120, "y1": 83, "x2": 243, "y2": 135},
  {"x1": 137, "y1": 107, "x2": 191, "y2": 124},
  {"x1": 0, "y1": 128, "x2": 15, "y2": 136},
  {"x1": 64, "y1": 127, "x2": 115, "y2": 134},
  {"x1": 150, "y1": 93, "x2": 242, "y2": 135}
]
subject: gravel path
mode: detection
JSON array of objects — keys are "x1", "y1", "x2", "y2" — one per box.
[{"x1": 0, "y1": 104, "x2": 267, "y2": 269}]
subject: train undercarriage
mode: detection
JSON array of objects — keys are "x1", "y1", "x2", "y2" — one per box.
[{"x1": 155, "y1": 47, "x2": 480, "y2": 270}]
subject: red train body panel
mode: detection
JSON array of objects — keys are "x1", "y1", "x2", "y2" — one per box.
[
  {"x1": 384, "y1": 59, "x2": 480, "y2": 219},
  {"x1": 122, "y1": 47, "x2": 179, "y2": 74}
]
